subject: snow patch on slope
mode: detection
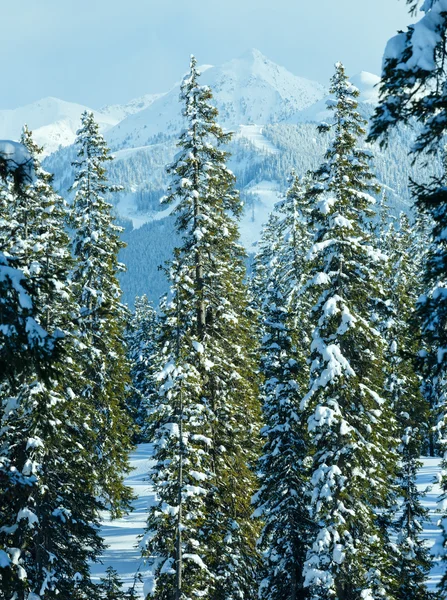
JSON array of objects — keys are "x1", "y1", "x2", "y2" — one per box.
[{"x1": 236, "y1": 125, "x2": 280, "y2": 154}]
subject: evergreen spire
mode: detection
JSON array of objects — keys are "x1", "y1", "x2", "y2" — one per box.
[
  {"x1": 253, "y1": 276, "x2": 313, "y2": 600},
  {"x1": 301, "y1": 63, "x2": 398, "y2": 599},
  {"x1": 70, "y1": 111, "x2": 134, "y2": 516},
  {"x1": 126, "y1": 295, "x2": 159, "y2": 442},
  {"x1": 142, "y1": 56, "x2": 261, "y2": 600}
]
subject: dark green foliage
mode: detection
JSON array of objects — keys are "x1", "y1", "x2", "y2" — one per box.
[
  {"x1": 301, "y1": 63, "x2": 399, "y2": 599},
  {"x1": 126, "y1": 295, "x2": 159, "y2": 442},
  {"x1": 0, "y1": 131, "x2": 105, "y2": 600},
  {"x1": 70, "y1": 111, "x2": 134, "y2": 516},
  {"x1": 142, "y1": 56, "x2": 261, "y2": 599}
]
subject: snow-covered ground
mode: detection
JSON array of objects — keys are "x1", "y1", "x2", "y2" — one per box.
[
  {"x1": 92, "y1": 444, "x2": 155, "y2": 596},
  {"x1": 94, "y1": 449, "x2": 444, "y2": 596},
  {"x1": 419, "y1": 457, "x2": 444, "y2": 589}
]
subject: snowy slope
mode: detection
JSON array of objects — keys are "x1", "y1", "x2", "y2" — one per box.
[
  {"x1": 99, "y1": 93, "x2": 166, "y2": 122},
  {"x1": 94, "y1": 448, "x2": 444, "y2": 597},
  {"x1": 105, "y1": 49, "x2": 326, "y2": 150},
  {"x1": 0, "y1": 97, "x2": 119, "y2": 156}
]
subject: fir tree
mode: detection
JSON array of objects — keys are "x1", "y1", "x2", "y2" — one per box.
[
  {"x1": 380, "y1": 215, "x2": 433, "y2": 600},
  {"x1": 70, "y1": 111, "x2": 133, "y2": 516},
  {"x1": 0, "y1": 132, "x2": 105, "y2": 600},
  {"x1": 252, "y1": 172, "x2": 315, "y2": 600},
  {"x1": 126, "y1": 295, "x2": 159, "y2": 442},
  {"x1": 142, "y1": 56, "x2": 261, "y2": 600},
  {"x1": 142, "y1": 256, "x2": 213, "y2": 600},
  {"x1": 413, "y1": 161, "x2": 447, "y2": 593},
  {"x1": 99, "y1": 567, "x2": 125, "y2": 600},
  {"x1": 275, "y1": 172, "x2": 313, "y2": 320},
  {"x1": 253, "y1": 276, "x2": 313, "y2": 600},
  {"x1": 301, "y1": 63, "x2": 398, "y2": 600}
]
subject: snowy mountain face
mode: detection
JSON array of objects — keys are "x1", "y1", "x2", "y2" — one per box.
[
  {"x1": 105, "y1": 49, "x2": 327, "y2": 150},
  {"x1": 25, "y1": 50, "x2": 430, "y2": 306},
  {"x1": 0, "y1": 97, "x2": 121, "y2": 156},
  {"x1": 99, "y1": 93, "x2": 166, "y2": 123}
]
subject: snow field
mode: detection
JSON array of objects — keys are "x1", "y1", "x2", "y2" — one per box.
[
  {"x1": 93, "y1": 448, "x2": 444, "y2": 596},
  {"x1": 92, "y1": 444, "x2": 156, "y2": 597}
]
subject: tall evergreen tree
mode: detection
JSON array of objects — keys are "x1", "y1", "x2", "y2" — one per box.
[
  {"x1": 380, "y1": 215, "x2": 433, "y2": 600},
  {"x1": 126, "y1": 295, "x2": 159, "y2": 442},
  {"x1": 370, "y1": 4, "x2": 447, "y2": 590},
  {"x1": 0, "y1": 133, "x2": 105, "y2": 599},
  {"x1": 70, "y1": 111, "x2": 133, "y2": 515},
  {"x1": 142, "y1": 56, "x2": 261, "y2": 600},
  {"x1": 301, "y1": 63, "x2": 399, "y2": 600},
  {"x1": 252, "y1": 172, "x2": 315, "y2": 600},
  {"x1": 253, "y1": 277, "x2": 313, "y2": 600},
  {"x1": 142, "y1": 257, "x2": 212, "y2": 600},
  {"x1": 412, "y1": 162, "x2": 447, "y2": 593}
]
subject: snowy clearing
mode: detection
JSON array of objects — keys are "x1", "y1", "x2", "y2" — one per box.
[
  {"x1": 93, "y1": 448, "x2": 444, "y2": 596},
  {"x1": 236, "y1": 125, "x2": 280, "y2": 155},
  {"x1": 92, "y1": 444, "x2": 156, "y2": 596},
  {"x1": 239, "y1": 180, "x2": 282, "y2": 251}
]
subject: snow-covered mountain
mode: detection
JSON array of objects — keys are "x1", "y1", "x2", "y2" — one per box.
[
  {"x1": 105, "y1": 49, "x2": 327, "y2": 150},
  {"x1": 99, "y1": 93, "x2": 166, "y2": 123},
  {"x1": 0, "y1": 97, "x2": 121, "y2": 156},
  {"x1": 37, "y1": 51, "x2": 420, "y2": 307}
]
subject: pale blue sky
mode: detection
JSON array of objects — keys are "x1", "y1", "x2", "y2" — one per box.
[{"x1": 1, "y1": 0, "x2": 414, "y2": 109}]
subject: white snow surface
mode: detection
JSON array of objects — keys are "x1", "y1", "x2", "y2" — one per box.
[
  {"x1": 236, "y1": 125, "x2": 280, "y2": 154},
  {"x1": 105, "y1": 49, "x2": 327, "y2": 150},
  {"x1": 95, "y1": 448, "x2": 445, "y2": 596},
  {"x1": 99, "y1": 93, "x2": 166, "y2": 122},
  {"x1": 0, "y1": 97, "x2": 119, "y2": 157},
  {"x1": 92, "y1": 444, "x2": 156, "y2": 596}
]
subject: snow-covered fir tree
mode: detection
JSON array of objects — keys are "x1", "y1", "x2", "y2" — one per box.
[
  {"x1": 0, "y1": 133, "x2": 105, "y2": 599},
  {"x1": 126, "y1": 295, "x2": 159, "y2": 442},
  {"x1": 251, "y1": 212, "x2": 282, "y2": 313},
  {"x1": 70, "y1": 111, "x2": 133, "y2": 516},
  {"x1": 275, "y1": 172, "x2": 313, "y2": 318},
  {"x1": 252, "y1": 171, "x2": 315, "y2": 600},
  {"x1": 142, "y1": 56, "x2": 261, "y2": 600},
  {"x1": 253, "y1": 275, "x2": 313, "y2": 600},
  {"x1": 142, "y1": 257, "x2": 213, "y2": 600},
  {"x1": 301, "y1": 63, "x2": 399, "y2": 599},
  {"x1": 412, "y1": 161, "x2": 447, "y2": 593},
  {"x1": 379, "y1": 214, "x2": 433, "y2": 600},
  {"x1": 98, "y1": 567, "x2": 126, "y2": 600}
]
